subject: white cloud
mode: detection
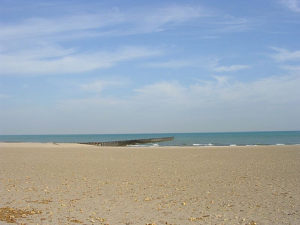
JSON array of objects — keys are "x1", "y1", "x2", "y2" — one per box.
[
  {"x1": 2, "y1": 45, "x2": 76, "y2": 59},
  {"x1": 143, "y1": 57, "x2": 221, "y2": 70},
  {"x1": 135, "y1": 74, "x2": 300, "y2": 109},
  {"x1": 135, "y1": 81, "x2": 187, "y2": 101},
  {"x1": 281, "y1": 65, "x2": 300, "y2": 71},
  {"x1": 143, "y1": 59, "x2": 251, "y2": 73},
  {"x1": 91, "y1": 74, "x2": 300, "y2": 109},
  {"x1": 213, "y1": 64, "x2": 250, "y2": 72},
  {"x1": 137, "y1": 5, "x2": 207, "y2": 32},
  {"x1": 80, "y1": 80, "x2": 125, "y2": 93},
  {"x1": 0, "y1": 4, "x2": 209, "y2": 76},
  {"x1": 151, "y1": 5, "x2": 206, "y2": 23},
  {"x1": 0, "y1": 3, "x2": 251, "y2": 44},
  {"x1": 280, "y1": 0, "x2": 300, "y2": 12},
  {"x1": 2, "y1": 73, "x2": 300, "y2": 134},
  {"x1": 0, "y1": 3, "x2": 253, "y2": 77},
  {"x1": 271, "y1": 47, "x2": 300, "y2": 62},
  {"x1": 0, "y1": 5, "x2": 206, "y2": 42},
  {"x1": 49, "y1": 74, "x2": 300, "y2": 133},
  {"x1": 143, "y1": 59, "x2": 197, "y2": 69},
  {"x1": 0, "y1": 46, "x2": 161, "y2": 75},
  {"x1": 212, "y1": 17, "x2": 251, "y2": 33},
  {"x1": 0, "y1": 13, "x2": 124, "y2": 41},
  {"x1": 212, "y1": 75, "x2": 230, "y2": 85}
]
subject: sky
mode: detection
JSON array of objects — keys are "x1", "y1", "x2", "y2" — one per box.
[{"x1": 0, "y1": 0, "x2": 300, "y2": 134}]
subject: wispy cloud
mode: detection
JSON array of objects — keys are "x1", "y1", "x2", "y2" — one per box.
[
  {"x1": 282, "y1": 65, "x2": 300, "y2": 71},
  {"x1": 0, "y1": 5, "x2": 206, "y2": 42},
  {"x1": 271, "y1": 47, "x2": 300, "y2": 62},
  {"x1": 212, "y1": 17, "x2": 251, "y2": 33},
  {"x1": 213, "y1": 64, "x2": 250, "y2": 72},
  {"x1": 280, "y1": 0, "x2": 300, "y2": 12},
  {"x1": 0, "y1": 3, "x2": 254, "y2": 77},
  {"x1": 130, "y1": 74, "x2": 300, "y2": 111},
  {"x1": 0, "y1": 12, "x2": 124, "y2": 41},
  {"x1": 0, "y1": 46, "x2": 161, "y2": 75},
  {"x1": 143, "y1": 59, "x2": 199, "y2": 69},
  {"x1": 135, "y1": 81, "x2": 187, "y2": 100},
  {"x1": 0, "y1": 3, "x2": 252, "y2": 44},
  {"x1": 135, "y1": 5, "x2": 208, "y2": 32},
  {"x1": 69, "y1": 74, "x2": 300, "y2": 111},
  {"x1": 80, "y1": 79, "x2": 126, "y2": 94},
  {"x1": 0, "y1": 4, "x2": 213, "y2": 76},
  {"x1": 45, "y1": 73, "x2": 300, "y2": 133},
  {"x1": 143, "y1": 58, "x2": 250, "y2": 73}
]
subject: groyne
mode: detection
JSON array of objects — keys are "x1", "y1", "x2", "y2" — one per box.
[{"x1": 80, "y1": 136, "x2": 174, "y2": 146}]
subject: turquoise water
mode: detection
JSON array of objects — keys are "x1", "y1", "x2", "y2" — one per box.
[{"x1": 0, "y1": 131, "x2": 299, "y2": 146}]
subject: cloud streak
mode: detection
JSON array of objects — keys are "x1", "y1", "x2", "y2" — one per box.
[
  {"x1": 0, "y1": 46, "x2": 161, "y2": 75},
  {"x1": 213, "y1": 64, "x2": 250, "y2": 72},
  {"x1": 271, "y1": 47, "x2": 300, "y2": 62},
  {"x1": 65, "y1": 73, "x2": 300, "y2": 115},
  {"x1": 0, "y1": 13, "x2": 123, "y2": 41},
  {"x1": 80, "y1": 79, "x2": 126, "y2": 94},
  {"x1": 133, "y1": 75, "x2": 300, "y2": 106},
  {"x1": 0, "y1": 3, "x2": 252, "y2": 44},
  {"x1": 0, "y1": 5, "x2": 206, "y2": 41},
  {"x1": 280, "y1": 0, "x2": 300, "y2": 12},
  {"x1": 143, "y1": 59, "x2": 200, "y2": 69},
  {"x1": 0, "y1": 3, "x2": 254, "y2": 77},
  {"x1": 39, "y1": 73, "x2": 300, "y2": 133}
]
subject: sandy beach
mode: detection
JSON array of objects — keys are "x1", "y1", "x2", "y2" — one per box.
[{"x1": 0, "y1": 143, "x2": 299, "y2": 225}]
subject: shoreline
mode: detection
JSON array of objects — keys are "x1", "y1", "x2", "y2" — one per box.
[
  {"x1": 1, "y1": 141, "x2": 300, "y2": 147},
  {"x1": 1, "y1": 131, "x2": 299, "y2": 147}
]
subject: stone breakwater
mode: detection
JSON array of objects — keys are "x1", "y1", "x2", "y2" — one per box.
[{"x1": 80, "y1": 136, "x2": 174, "y2": 146}]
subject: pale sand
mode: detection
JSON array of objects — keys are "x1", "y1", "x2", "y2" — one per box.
[{"x1": 0, "y1": 143, "x2": 300, "y2": 225}]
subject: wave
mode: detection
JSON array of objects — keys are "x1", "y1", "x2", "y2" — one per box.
[
  {"x1": 193, "y1": 143, "x2": 213, "y2": 146},
  {"x1": 127, "y1": 143, "x2": 160, "y2": 147},
  {"x1": 151, "y1": 144, "x2": 159, "y2": 147},
  {"x1": 127, "y1": 144, "x2": 148, "y2": 147}
]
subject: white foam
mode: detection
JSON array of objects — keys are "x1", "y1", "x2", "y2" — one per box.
[
  {"x1": 127, "y1": 144, "x2": 148, "y2": 147},
  {"x1": 151, "y1": 144, "x2": 159, "y2": 147},
  {"x1": 193, "y1": 143, "x2": 214, "y2": 146}
]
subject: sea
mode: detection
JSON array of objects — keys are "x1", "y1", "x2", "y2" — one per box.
[{"x1": 0, "y1": 131, "x2": 299, "y2": 146}]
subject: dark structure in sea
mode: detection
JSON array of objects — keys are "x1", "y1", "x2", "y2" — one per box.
[{"x1": 80, "y1": 136, "x2": 174, "y2": 146}]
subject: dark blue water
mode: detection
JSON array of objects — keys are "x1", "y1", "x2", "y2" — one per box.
[{"x1": 0, "y1": 131, "x2": 299, "y2": 146}]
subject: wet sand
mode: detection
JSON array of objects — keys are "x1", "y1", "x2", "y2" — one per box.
[{"x1": 0, "y1": 143, "x2": 300, "y2": 225}]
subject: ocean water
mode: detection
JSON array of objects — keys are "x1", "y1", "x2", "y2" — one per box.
[{"x1": 0, "y1": 131, "x2": 299, "y2": 146}]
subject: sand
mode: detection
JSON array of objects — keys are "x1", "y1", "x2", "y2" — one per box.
[{"x1": 0, "y1": 143, "x2": 300, "y2": 225}]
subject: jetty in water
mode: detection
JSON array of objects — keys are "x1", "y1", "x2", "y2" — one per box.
[{"x1": 80, "y1": 136, "x2": 174, "y2": 146}]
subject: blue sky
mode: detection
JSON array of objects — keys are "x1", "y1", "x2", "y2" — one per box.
[{"x1": 0, "y1": 0, "x2": 300, "y2": 134}]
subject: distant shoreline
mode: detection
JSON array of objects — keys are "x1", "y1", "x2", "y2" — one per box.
[
  {"x1": 1, "y1": 142, "x2": 300, "y2": 148},
  {"x1": 1, "y1": 131, "x2": 299, "y2": 146}
]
